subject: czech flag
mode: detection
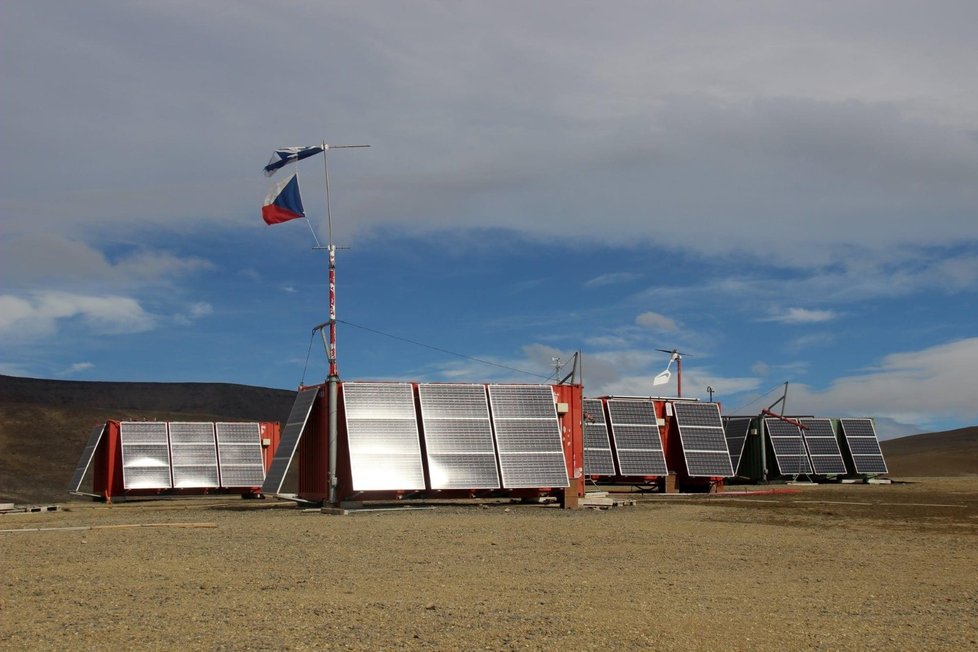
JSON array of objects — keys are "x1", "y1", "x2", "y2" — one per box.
[{"x1": 261, "y1": 172, "x2": 306, "y2": 225}]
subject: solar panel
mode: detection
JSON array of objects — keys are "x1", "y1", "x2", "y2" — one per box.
[
  {"x1": 840, "y1": 418, "x2": 888, "y2": 475},
  {"x1": 723, "y1": 417, "x2": 751, "y2": 475},
  {"x1": 487, "y1": 384, "x2": 569, "y2": 488},
  {"x1": 798, "y1": 418, "x2": 847, "y2": 475},
  {"x1": 343, "y1": 382, "x2": 426, "y2": 491},
  {"x1": 583, "y1": 399, "x2": 616, "y2": 476},
  {"x1": 168, "y1": 422, "x2": 220, "y2": 488},
  {"x1": 67, "y1": 424, "x2": 106, "y2": 493},
  {"x1": 606, "y1": 399, "x2": 668, "y2": 476},
  {"x1": 120, "y1": 422, "x2": 172, "y2": 489},
  {"x1": 764, "y1": 418, "x2": 813, "y2": 476},
  {"x1": 672, "y1": 402, "x2": 735, "y2": 477},
  {"x1": 417, "y1": 383, "x2": 499, "y2": 489},
  {"x1": 216, "y1": 422, "x2": 266, "y2": 487},
  {"x1": 261, "y1": 387, "x2": 319, "y2": 495}
]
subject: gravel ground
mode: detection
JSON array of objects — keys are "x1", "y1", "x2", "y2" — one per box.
[{"x1": 2, "y1": 477, "x2": 977, "y2": 651}]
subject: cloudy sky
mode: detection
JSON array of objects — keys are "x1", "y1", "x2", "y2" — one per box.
[{"x1": 2, "y1": 2, "x2": 977, "y2": 437}]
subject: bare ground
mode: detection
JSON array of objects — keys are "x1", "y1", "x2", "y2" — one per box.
[{"x1": 2, "y1": 476, "x2": 977, "y2": 651}]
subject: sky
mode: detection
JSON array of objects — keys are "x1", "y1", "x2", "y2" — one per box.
[{"x1": 2, "y1": 1, "x2": 977, "y2": 438}]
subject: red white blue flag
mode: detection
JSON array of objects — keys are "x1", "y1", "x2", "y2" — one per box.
[
  {"x1": 263, "y1": 145, "x2": 324, "y2": 176},
  {"x1": 261, "y1": 172, "x2": 305, "y2": 225}
]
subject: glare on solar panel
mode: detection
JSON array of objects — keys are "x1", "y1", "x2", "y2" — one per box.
[
  {"x1": 169, "y1": 422, "x2": 219, "y2": 488},
  {"x1": 216, "y1": 422, "x2": 266, "y2": 487},
  {"x1": 488, "y1": 385, "x2": 568, "y2": 488},
  {"x1": 120, "y1": 422, "x2": 172, "y2": 489},
  {"x1": 418, "y1": 383, "x2": 499, "y2": 490},
  {"x1": 344, "y1": 382, "x2": 426, "y2": 491}
]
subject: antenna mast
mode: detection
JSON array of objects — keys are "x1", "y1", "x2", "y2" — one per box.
[{"x1": 319, "y1": 141, "x2": 369, "y2": 506}]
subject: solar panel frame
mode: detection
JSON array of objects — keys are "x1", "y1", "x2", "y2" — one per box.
[
  {"x1": 798, "y1": 418, "x2": 847, "y2": 475},
  {"x1": 67, "y1": 424, "x2": 106, "y2": 492},
  {"x1": 723, "y1": 417, "x2": 751, "y2": 475},
  {"x1": 168, "y1": 422, "x2": 220, "y2": 488},
  {"x1": 583, "y1": 399, "x2": 616, "y2": 476},
  {"x1": 840, "y1": 418, "x2": 889, "y2": 474},
  {"x1": 606, "y1": 399, "x2": 668, "y2": 476},
  {"x1": 418, "y1": 383, "x2": 499, "y2": 490},
  {"x1": 343, "y1": 382, "x2": 426, "y2": 491},
  {"x1": 261, "y1": 387, "x2": 319, "y2": 495},
  {"x1": 216, "y1": 422, "x2": 266, "y2": 488},
  {"x1": 120, "y1": 421, "x2": 173, "y2": 490},
  {"x1": 672, "y1": 402, "x2": 735, "y2": 477},
  {"x1": 764, "y1": 418, "x2": 813, "y2": 476},
  {"x1": 487, "y1": 384, "x2": 569, "y2": 489}
]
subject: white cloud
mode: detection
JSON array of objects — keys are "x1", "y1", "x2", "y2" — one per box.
[
  {"x1": 61, "y1": 362, "x2": 94, "y2": 375},
  {"x1": 635, "y1": 311, "x2": 678, "y2": 331},
  {"x1": 173, "y1": 301, "x2": 214, "y2": 326},
  {"x1": 584, "y1": 272, "x2": 641, "y2": 288},
  {"x1": 765, "y1": 307, "x2": 838, "y2": 324},
  {"x1": 3, "y1": 4, "x2": 978, "y2": 267},
  {"x1": 784, "y1": 337, "x2": 978, "y2": 428},
  {"x1": 0, "y1": 292, "x2": 156, "y2": 340},
  {"x1": 0, "y1": 233, "x2": 213, "y2": 290}
]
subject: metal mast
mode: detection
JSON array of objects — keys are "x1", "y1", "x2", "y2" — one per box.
[{"x1": 320, "y1": 141, "x2": 369, "y2": 505}]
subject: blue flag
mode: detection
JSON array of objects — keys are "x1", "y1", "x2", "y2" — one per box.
[{"x1": 263, "y1": 145, "x2": 324, "y2": 177}]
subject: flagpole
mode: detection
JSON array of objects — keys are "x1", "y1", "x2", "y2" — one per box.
[{"x1": 318, "y1": 141, "x2": 369, "y2": 506}]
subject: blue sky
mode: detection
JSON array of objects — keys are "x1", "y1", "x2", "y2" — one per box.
[{"x1": 2, "y1": 2, "x2": 977, "y2": 438}]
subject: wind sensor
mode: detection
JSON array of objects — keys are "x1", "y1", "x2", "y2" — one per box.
[{"x1": 652, "y1": 348, "x2": 691, "y2": 397}]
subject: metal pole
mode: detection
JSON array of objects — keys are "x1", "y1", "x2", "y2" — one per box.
[
  {"x1": 677, "y1": 355, "x2": 682, "y2": 398},
  {"x1": 318, "y1": 142, "x2": 369, "y2": 506},
  {"x1": 323, "y1": 142, "x2": 339, "y2": 506}
]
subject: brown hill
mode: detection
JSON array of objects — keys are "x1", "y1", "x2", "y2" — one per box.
[
  {"x1": 0, "y1": 374, "x2": 296, "y2": 504},
  {"x1": 880, "y1": 426, "x2": 978, "y2": 477}
]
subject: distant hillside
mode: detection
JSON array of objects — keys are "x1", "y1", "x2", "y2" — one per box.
[
  {"x1": 880, "y1": 426, "x2": 978, "y2": 477},
  {"x1": 0, "y1": 374, "x2": 296, "y2": 421},
  {"x1": 0, "y1": 375, "x2": 296, "y2": 504}
]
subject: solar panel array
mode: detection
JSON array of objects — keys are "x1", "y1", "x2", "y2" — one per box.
[
  {"x1": 764, "y1": 418, "x2": 813, "y2": 476},
  {"x1": 672, "y1": 402, "x2": 735, "y2": 477},
  {"x1": 418, "y1": 383, "x2": 499, "y2": 489},
  {"x1": 343, "y1": 382, "x2": 426, "y2": 491},
  {"x1": 583, "y1": 398, "x2": 616, "y2": 476},
  {"x1": 262, "y1": 387, "x2": 319, "y2": 495},
  {"x1": 112, "y1": 420, "x2": 271, "y2": 492},
  {"x1": 67, "y1": 424, "x2": 105, "y2": 493},
  {"x1": 723, "y1": 417, "x2": 751, "y2": 475},
  {"x1": 840, "y1": 418, "x2": 888, "y2": 474},
  {"x1": 488, "y1": 384, "x2": 569, "y2": 488},
  {"x1": 120, "y1": 422, "x2": 172, "y2": 489},
  {"x1": 798, "y1": 418, "x2": 847, "y2": 475},
  {"x1": 606, "y1": 399, "x2": 668, "y2": 476}
]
